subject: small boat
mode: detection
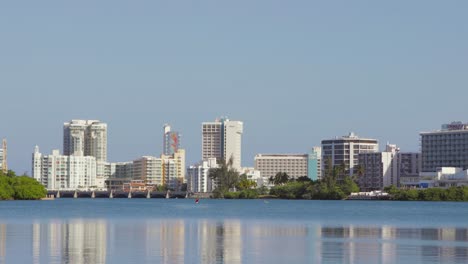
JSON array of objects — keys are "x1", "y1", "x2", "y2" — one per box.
[{"x1": 195, "y1": 199, "x2": 199, "y2": 204}]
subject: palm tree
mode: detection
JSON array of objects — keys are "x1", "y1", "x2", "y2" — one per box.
[
  {"x1": 333, "y1": 162, "x2": 348, "y2": 184},
  {"x1": 269, "y1": 172, "x2": 289, "y2": 185},
  {"x1": 208, "y1": 156, "x2": 240, "y2": 192}
]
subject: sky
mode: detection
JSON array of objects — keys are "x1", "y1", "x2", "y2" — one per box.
[{"x1": 1, "y1": 0, "x2": 467, "y2": 174}]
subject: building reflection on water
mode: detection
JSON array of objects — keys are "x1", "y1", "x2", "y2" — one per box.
[
  {"x1": 318, "y1": 225, "x2": 468, "y2": 264},
  {"x1": 0, "y1": 220, "x2": 467, "y2": 263}
]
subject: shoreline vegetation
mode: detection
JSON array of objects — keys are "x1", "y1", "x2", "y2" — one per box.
[
  {"x1": 209, "y1": 158, "x2": 468, "y2": 202},
  {"x1": 384, "y1": 185, "x2": 468, "y2": 202},
  {"x1": 0, "y1": 170, "x2": 47, "y2": 200},
  {"x1": 2, "y1": 164, "x2": 468, "y2": 201},
  {"x1": 210, "y1": 157, "x2": 360, "y2": 200},
  {"x1": 216, "y1": 181, "x2": 468, "y2": 202}
]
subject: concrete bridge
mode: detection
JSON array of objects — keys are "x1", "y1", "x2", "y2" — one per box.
[{"x1": 47, "y1": 190, "x2": 188, "y2": 199}]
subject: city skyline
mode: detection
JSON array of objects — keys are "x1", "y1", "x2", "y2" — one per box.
[
  {"x1": 4, "y1": 117, "x2": 468, "y2": 175},
  {"x1": 1, "y1": 1, "x2": 467, "y2": 174}
]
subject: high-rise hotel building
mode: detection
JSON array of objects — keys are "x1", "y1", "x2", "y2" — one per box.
[
  {"x1": 63, "y1": 120, "x2": 107, "y2": 162},
  {"x1": 321, "y1": 132, "x2": 378, "y2": 176},
  {"x1": 421, "y1": 121, "x2": 468, "y2": 172},
  {"x1": 202, "y1": 118, "x2": 243, "y2": 170},
  {"x1": 254, "y1": 154, "x2": 310, "y2": 180}
]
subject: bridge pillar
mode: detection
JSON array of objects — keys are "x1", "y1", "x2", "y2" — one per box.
[
  {"x1": 92, "y1": 191, "x2": 95, "y2": 198},
  {"x1": 56, "y1": 191, "x2": 60, "y2": 198},
  {"x1": 128, "y1": 191, "x2": 132, "y2": 199},
  {"x1": 73, "y1": 191, "x2": 78, "y2": 199},
  {"x1": 146, "y1": 190, "x2": 151, "y2": 199},
  {"x1": 109, "y1": 191, "x2": 113, "y2": 199},
  {"x1": 166, "y1": 191, "x2": 170, "y2": 199}
]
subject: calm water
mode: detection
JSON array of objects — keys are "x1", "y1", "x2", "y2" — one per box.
[{"x1": 0, "y1": 199, "x2": 468, "y2": 264}]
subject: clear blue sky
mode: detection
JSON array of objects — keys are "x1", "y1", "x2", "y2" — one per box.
[{"x1": 1, "y1": 1, "x2": 467, "y2": 174}]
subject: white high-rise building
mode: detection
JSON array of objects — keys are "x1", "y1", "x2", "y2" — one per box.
[
  {"x1": 202, "y1": 118, "x2": 243, "y2": 170},
  {"x1": 63, "y1": 120, "x2": 107, "y2": 161},
  {"x1": 321, "y1": 132, "x2": 379, "y2": 176},
  {"x1": 187, "y1": 158, "x2": 218, "y2": 193},
  {"x1": 86, "y1": 121, "x2": 107, "y2": 162},
  {"x1": 32, "y1": 147, "x2": 97, "y2": 190},
  {"x1": 63, "y1": 120, "x2": 87, "y2": 156}
]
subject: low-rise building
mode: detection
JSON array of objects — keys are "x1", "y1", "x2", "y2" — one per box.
[
  {"x1": 419, "y1": 167, "x2": 468, "y2": 188},
  {"x1": 105, "y1": 177, "x2": 132, "y2": 191},
  {"x1": 240, "y1": 167, "x2": 268, "y2": 188}
]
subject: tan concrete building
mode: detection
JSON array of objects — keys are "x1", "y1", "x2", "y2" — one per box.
[{"x1": 254, "y1": 154, "x2": 309, "y2": 180}]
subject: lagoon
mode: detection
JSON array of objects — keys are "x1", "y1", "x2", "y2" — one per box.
[{"x1": 0, "y1": 199, "x2": 467, "y2": 263}]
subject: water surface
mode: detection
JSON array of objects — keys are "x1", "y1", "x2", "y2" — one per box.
[{"x1": 0, "y1": 199, "x2": 467, "y2": 264}]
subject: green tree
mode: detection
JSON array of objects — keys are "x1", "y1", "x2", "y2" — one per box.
[
  {"x1": 296, "y1": 176, "x2": 312, "y2": 182},
  {"x1": 154, "y1": 184, "x2": 168, "y2": 191},
  {"x1": 0, "y1": 175, "x2": 14, "y2": 200},
  {"x1": 269, "y1": 172, "x2": 290, "y2": 185},
  {"x1": 236, "y1": 174, "x2": 257, "y2": 190},
  {"x1": 340, "y1": 176, "x2": 360, "y2": 195},
  {"x1": 322, "y1": 158, "x2": 338, "y2": 189},
  {"x1": 333, "y1": 162, "x2": 346, "y2": 183},
  {"x1": 5, "y1": 170, "x2": 17, "y2": 178},
  {"x1": 256, "y1": 185, "x2": 269, "y2": 195},
  {"x1": 209, "y1": 156, "x2": 240, "y2": 196},
  {"x1": 10, "y1": 176, "x2": 46, "y2": 200}
]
